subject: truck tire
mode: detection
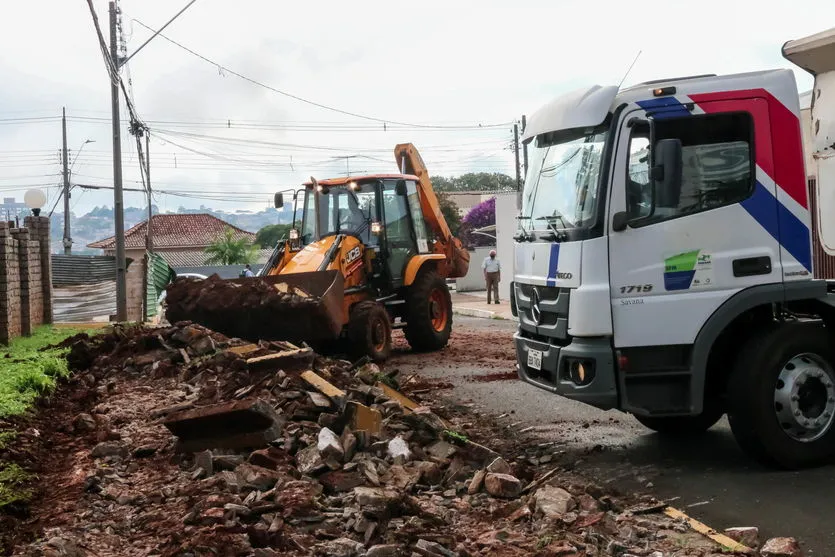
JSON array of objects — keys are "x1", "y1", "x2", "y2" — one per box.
[
  {"x1": 348, "y1": 301, "x2": 392, "y2": 362},
  {"x1": 404, "y1": 269, "x2": 452, "y2": 352},
  {"x1": 633, "y1": 407, "x2": 724, "y2": 435},
  {"x1": 727, "y1": 322, "x2": 835, "y2": 469}
]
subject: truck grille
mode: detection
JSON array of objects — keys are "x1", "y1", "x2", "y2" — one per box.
[{"x1": 515, "y1": 284, "x2": 570, "y2": 343}]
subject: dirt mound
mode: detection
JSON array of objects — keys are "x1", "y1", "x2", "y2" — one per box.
[{"x1": 4, "y1": 322, "x2": 740, "y2": 557}]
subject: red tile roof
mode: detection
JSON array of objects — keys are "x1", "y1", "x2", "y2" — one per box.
[{"x1": 87, "y1": 213, "x2": 256, "y2": 249}]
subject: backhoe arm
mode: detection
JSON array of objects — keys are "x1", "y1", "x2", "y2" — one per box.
[{"x1": 394, "y1": 143, "x2": 470, "y2": 278}]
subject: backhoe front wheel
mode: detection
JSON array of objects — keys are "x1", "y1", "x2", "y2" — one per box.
[
  {"x1": 349, "y1": 301, "x2": 392, "y2": 363},
  {"x1": 728, "y1": 323, "x2": 835, "y2": 469},
  {"x1": 404, "y1": 270, "x2": 452, "y2": 352}
]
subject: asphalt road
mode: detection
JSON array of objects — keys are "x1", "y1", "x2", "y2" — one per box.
[{"x1": 393, "y1": 316, "x2": 835, "y2": 555}]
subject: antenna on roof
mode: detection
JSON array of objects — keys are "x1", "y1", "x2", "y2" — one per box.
[{"x1": 618, "y1": 50, "x2": 642, "y2": 90}]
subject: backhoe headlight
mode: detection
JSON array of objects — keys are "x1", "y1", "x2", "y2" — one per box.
[
  {"x1": 371, "y1": 222, "x2": 383, "y2": 234},
  {"x1": 289, "y1": 229, "x2": 299, "y2": 240}
]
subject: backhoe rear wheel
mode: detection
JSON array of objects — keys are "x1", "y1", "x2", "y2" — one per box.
[
  {"x1": 404, "y1": 269, "x2": 452, "y2": 352},
  {"x1": 349, "y1": 301, "x2": 392, "y2": 363}
]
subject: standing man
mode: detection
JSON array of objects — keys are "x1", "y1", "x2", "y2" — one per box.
[{"x1": 482, "y1": 249, "x2": 501, "y2": 304}]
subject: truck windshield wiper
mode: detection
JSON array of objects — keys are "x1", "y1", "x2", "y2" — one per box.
[
  {"x1": 535, "y1": 215, "x2": 569, "y2": 241},
  {"x1": 514, "y1": 216, "x2": 535, "y2": 241}
]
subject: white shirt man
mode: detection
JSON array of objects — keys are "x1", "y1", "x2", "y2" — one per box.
[{"x1": 482, "y1": 250, "x2": 501, "y2": 304}]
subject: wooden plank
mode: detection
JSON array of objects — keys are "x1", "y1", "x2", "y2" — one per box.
[
  {"x1": 301, "y1": 370, "x2": 346, "y2": 401},
  {"x1": 228, "y1": 343, "x2": 259, "y2": 356},
  {"x1": 663, "y1": 507, "x2": 754, "y2": 554},
  {"x1": 246, "y1": 348, "x2": 313, "y2": 366},
  {"x1": 376, "y1": 383, "x2": 420, "y2": 412},
  {"x1": 345, "y1": 401, "x2": 382, "y2": 435}
]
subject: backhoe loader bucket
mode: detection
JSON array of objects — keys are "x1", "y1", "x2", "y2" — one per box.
[{"x1": 164, "y1": 270, "x2": 345, "y2": 344}]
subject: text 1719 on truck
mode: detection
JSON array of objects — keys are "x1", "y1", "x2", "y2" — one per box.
[{"x1": 510, "y1": 27, "x2": 835, "y2": 469}]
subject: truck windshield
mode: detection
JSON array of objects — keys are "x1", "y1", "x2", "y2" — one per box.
[
  {"x1": 300, "y1": 183, "x2": 377, "y2": 245},
  {"x1": 521, "y1": 127, "x2": 608, "y2": 232}
]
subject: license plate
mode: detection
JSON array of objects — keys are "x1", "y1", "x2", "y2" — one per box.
[{"x1": 527, "y1": 348, "x2": 543, "y2": 371}]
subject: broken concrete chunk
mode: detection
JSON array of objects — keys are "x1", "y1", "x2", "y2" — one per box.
[
  {"x1": 761, "y1": 537, "x2": 802, "y2": 557},
  {"x1": 724, "y1": 526, "x2": 759, "y2": 548},
  {"x1": 163, "y1": 398, "x2": 284, "y2": 453},
  {"x1": 314, "y1": 537, "x2": 365, "y2": 557},
  {"x1": 235, "y1": 463, "x2": 281, "y2": 491},
  {"x1": 318, "y1": 427, "x2": 345, "y2": 461},
  {"x1": 366, "y1": 544, "x2": 401, "y2": 557},
  {"x1": 213, "y1": 454, "x2": 245, "y2": 470},
  {"x1": 486, "y1": 457, "x2": 512, "y2": 475},
  {"x1": 414, "y1": 538, "x2": 457, "y2": 557},
  {"x1": 387, "y1": 435, "x2": 412, "y2": 464},
  {"x1": 341, "y1": 427, "x2": 358, "y2": 462},
  {"x1": 73, "y1": 413, "x2": 97, "y2": 432},
  {"x1": 356, "y1": 362, "x2": 382, "y2": 385},
  {"x1": 534, "y1": 485, "x2": 576, "y2": 518},
  {"x1": 426, "y1": 440, "x2": 457, "y2": 460},
  {"x1": 296, "y1": 445, "x2": 327, "y2": 476},
  {"x1": 189, "y1": 334, "x2": 216, "y2": 356},
  {"x1": 484, "y1": 473, "x2": 523, "y2": 499},
  {"x1": 90, "y1": 441, "x2": 128, "y2": 459},
  {"x1": 248, "y1": 447, "x2": 288, "y2": 471},
  {"x1": 194, "y1": 450, "x2": 213, "y2": 475},
  {"x1": 468, "y1": 469, "x2": 487, "y2": 495},
  {"x1": 307, "y1": 391, "x2": 333, "y2": 408},
  {"x1": 354, "y1": 486, "x2": 400, "y2": 510}
]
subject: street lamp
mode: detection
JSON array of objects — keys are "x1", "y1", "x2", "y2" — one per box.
[
  {"x1": 70, "y1": 139, "x2": 95, "y2": 174},
  {"x1": 24, "y1": 189, "x2": 47, "y2": 217}
]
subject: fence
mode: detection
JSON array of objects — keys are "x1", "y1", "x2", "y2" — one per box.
[
  {"x1": 0, "y1": 216, "x2": 52, "y2": 344},
  {"x1": 52, "y1": 254, "x2": 117, "y2": 323}
]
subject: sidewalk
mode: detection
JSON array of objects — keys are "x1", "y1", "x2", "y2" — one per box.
[{"x1": 451, "y1": 290, "x2": 516, "y2": 320}]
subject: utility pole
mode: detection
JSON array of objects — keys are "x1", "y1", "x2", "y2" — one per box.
[
  {"x1": 145, "y1": 131, "x2": 153, "y2": 252},
  {"x1": 61, "y1": 108, "x2": 71, "y2": 254},
  {"x1": 513, "y1": 122, "x2": 521, "y2": 184},
  {"x1": 521, "y1": 115, "x2": 529, "y2": 177},
  {"x1": 110, "y1": 0, "x2": 127, "y2": 322}
]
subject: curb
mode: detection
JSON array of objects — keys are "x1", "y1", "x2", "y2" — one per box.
[{"x1": 453, "y1": 307, "x2": 496, "y2": 319}]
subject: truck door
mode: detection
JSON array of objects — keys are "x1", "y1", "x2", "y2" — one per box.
[{"x1": 607, "y1": 97, "x2": 784, "y2": 350}]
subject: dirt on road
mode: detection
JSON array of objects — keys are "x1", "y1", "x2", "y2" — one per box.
[{"x1": 0, "y1": 321, "x2": 760, "y2": 556}]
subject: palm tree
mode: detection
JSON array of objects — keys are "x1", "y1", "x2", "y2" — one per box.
[{"x1": 204, "y1": 227, "x2": 258, "y2": 265}]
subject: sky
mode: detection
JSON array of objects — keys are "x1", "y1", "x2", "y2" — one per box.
[{"x1": 0, "y1": 0, "x2": 828, "y2": 216}]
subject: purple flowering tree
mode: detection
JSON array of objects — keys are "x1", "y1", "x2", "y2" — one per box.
[{"x1": 460, "y1": 197, "x2": 496, "y2": 248}]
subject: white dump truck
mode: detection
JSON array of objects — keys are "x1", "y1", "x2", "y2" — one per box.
[{"x1": 510, "y1": 27, "x2": 835, "y2": 469}]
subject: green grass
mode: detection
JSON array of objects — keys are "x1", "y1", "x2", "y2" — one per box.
[
  {"x1": 0, "y1": 325, "x2": 97, "y2": 419},
  {"x1": 0, "y1": 325, "x2": 96, "y2": 510}
]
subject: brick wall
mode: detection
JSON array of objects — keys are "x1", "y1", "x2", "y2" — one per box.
[{"x1": 0, "y1": 216, "x2": 52, "y2": 345}]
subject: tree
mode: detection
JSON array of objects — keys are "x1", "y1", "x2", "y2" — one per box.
[
  {"x1": 204, "y1": 227, "x2": 258, "y2": 265},
  {"x1": 432, "y1": 172, "x2": 515, "y2": 192},
  {"x1": 460, "y1": 197, "x2": 496, "y2": 247},
  {"x1": 436, "y1": 192, "x2": 462, "y2": 237},
  {"x1": 255, "y1": 223, "x2": 292, "y2": 248}
]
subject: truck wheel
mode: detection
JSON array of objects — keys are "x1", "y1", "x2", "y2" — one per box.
[
  {"x1": 404, "y1": 270, "x2": 452, "y2": 352},
  {"x1": 349, "y1": 301, "x2": 392, "y2": 363},
  {"x1": 633, "y1": 407, "x2": 723, "y2": 435},
  {"x1": 728, "y1": 323, "x2": 835, "y2": 469}
]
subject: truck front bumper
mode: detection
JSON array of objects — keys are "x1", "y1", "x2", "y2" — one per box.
[{"x1": 514, "y1": 333, "x2": 618, "y2": 410}]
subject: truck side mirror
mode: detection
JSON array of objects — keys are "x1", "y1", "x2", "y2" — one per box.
[
  {"x1": 651, "y1": 139, "x2": 683, "y2": 209},
  {"x1": 395, "y1": 180, "x2": 408, "y2": 196},
  {"x1": 274, "y1": 193, "x2": 284, "y2": 208}
]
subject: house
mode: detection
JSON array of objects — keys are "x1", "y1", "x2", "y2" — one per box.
[
  {"x1": 444, "y1": 191, "x2": 499, "y2": 217},
  {"x1": 88, "y1": 213, "x2": 272, "y2": 319}
]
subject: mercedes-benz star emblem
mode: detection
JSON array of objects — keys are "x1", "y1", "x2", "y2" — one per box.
[{"x1": 531, "y1": 287, "x2": 542, "y2": 325}]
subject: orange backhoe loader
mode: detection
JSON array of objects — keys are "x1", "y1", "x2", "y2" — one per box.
[{"x1": 165, "y1": 143, "x2": 470, "y2": 361}]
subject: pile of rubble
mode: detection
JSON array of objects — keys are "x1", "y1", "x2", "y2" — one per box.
[{"x1": 5, "y1": 322, "x2": 798, "y2": 556}]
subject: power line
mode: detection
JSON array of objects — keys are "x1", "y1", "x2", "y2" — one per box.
[{"x1": 132, "y1": 18, "x2": 510, "y2": 130}]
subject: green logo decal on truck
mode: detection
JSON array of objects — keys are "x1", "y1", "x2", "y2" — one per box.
[{"x1": 664, "y1": 250, "x2": 713, "y2": 291}]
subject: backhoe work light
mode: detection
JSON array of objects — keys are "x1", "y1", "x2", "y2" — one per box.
[
  {"x1": 348, "y1": 181, "x2": 359, "y2": 190},
  {"x1": 289, "y1": 229, "x2": 299, "y2": 240},
  {"x1": 371, "y1": 222, "x2": 383, "y2": 234}
]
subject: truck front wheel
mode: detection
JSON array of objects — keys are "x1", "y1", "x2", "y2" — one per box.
[{"x1": 728, "y1": 323, "x2": 835, "y2": 469}]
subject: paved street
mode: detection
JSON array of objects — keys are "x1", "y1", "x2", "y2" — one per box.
[{"x1": 392, "y1": 316, "x2": 835, "y2": 555}]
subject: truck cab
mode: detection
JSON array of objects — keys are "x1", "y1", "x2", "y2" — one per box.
[{"x1": 512, "y1": 34, "x2": 835, "y2": 469}]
